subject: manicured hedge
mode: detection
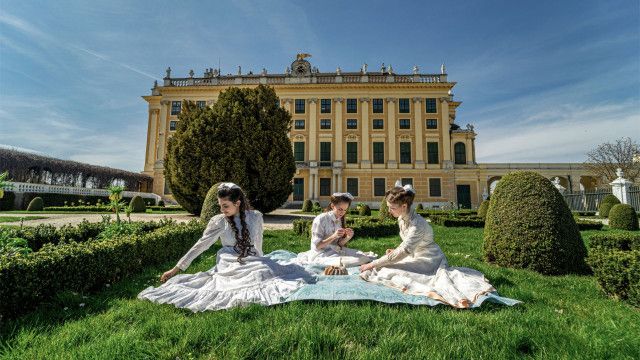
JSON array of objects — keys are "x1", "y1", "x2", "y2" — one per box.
[
  {"x1": 573, "y1": 211, "x2": 597, "y2": 217},
  {"x1": 293, "y1": 217, "x2": 398, "y2": 238},
  {"x1": 0, "y1": 220, "x2": 205, "y2": 318},
  {"x1": 43, "y1": 206, "x2": 113, "y2": 212},
  {"x1": 609, "y1": 204, "x2": 639, "y2": 231},
  {"x1": 0, "y1": 191, "x2": 16, "y2": 210},
  {"x1": 18, "y1": 192, "x2": 155, "y2": 210},
  {"x1": 148, "y1": 205, "x2": 185, "y2": 211},
  {"x1": 588, "y1": 233, "x2": 640, "y2": 307},
  {"x1": 430, "y1": 216, "x2": 485, "y2": 228},
  {"x1": 416, "y1": 209, "x2": 478, "y2": 218},
  {"x1": 576, "y1": 220, "x2": 604, "y2": 231}
]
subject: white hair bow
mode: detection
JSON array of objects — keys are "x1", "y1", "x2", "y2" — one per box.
[
  {"x1": 332, "y1": 192, "x2": 354, "y2": 200},
  {"x1": 218, "y1": 182, "x2": 240, "y2": 190},
  {"x1": 394, "y1": 179, "x2": 416, "y2": 194}
]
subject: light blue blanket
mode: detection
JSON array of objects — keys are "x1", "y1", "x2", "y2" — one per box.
[{"x1": 266, "y1": 250, "x2": 521, "y2": 308}]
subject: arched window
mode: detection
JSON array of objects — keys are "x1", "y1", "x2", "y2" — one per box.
[{"x1": 454, "y1": 142, "x2": 466, "y2": 164}]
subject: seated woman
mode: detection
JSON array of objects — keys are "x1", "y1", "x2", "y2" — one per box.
[
  {"x1": 359, "y1": 181, "x2": 496, "y2": 308},
  {"x1": 138, "y1": 182, "x2": 312, "y2": 312},
  {"x1": 296, "y1": 192, "x2": 377, "y2": 268}
]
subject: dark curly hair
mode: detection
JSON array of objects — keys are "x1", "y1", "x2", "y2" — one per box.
[
  {"x1": 385, "y1": 186, "x2": 415, "y2": 207},
  {"x1": 217, "y1": 186, "x2": 256, "y2": 263}
]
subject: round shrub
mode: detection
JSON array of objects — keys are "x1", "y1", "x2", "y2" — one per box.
[
  {"x1": 26, "y1": 197, "x2": 44, "y2": 211},
  {"x1": 302, "y1": 199, "x2": 313, "y2": 212},
  {"x1": 609, "y1": 204, "x2": 639, "y2": 231},
  {"x1": 483, "y1": 171, "x2": 589, "y2": 275},
  {"x1": 379, "y1": 198, "x2": 392, "y2": 220},
  {"x1": 416, "y1": 203, "x2": 424, "y2": 210},
  {"x1": 129, "y1": 196, "x2": 146, "y2": 213},
  {"x1": 477, "y1": 200, "x2": 490, "y2": 219},
  {"x1": 158, "y1": 200, "x2": 165, "y2": 207},
  {"x1": 599, "y1": 194, "x2": 621, "y2": 218},
  {"x1": 200, "y1": 182, "x2": 222, "y2": 223},
  {"x1": 358, "y1": 204, "x2": 372, "y2": 216}
]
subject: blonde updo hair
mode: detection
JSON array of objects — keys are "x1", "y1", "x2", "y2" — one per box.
[{"x1": 385, "y1": 186, "x2": 415, "y2": 207}]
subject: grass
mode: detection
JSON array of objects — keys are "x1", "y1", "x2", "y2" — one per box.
[
  {"x1": 0, "y1": 216, "x2": 48, "y2": 223},
  {"x1": 0, "y1": 227, "x2": 638, "y2": 359},
  {"x1": 0, "y1": 210, "x2": 189, "y2": 215}
]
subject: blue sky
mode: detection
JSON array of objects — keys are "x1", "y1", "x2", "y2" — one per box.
[{"x1": 1, "y1": 0, "x2": 638, "y2": 172}]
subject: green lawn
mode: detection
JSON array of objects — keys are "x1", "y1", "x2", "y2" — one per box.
[
  {"x1": 0, "y1": 216, "x2": 48, "y2": 223},
  {"x1": 0, "y1": 210, "x2": 189, "y2": 215},
  {"x1": 1, "y1": 227, "x2": 638, "y2": 359}
]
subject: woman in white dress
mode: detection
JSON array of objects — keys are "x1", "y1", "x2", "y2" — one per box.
[
  {"x1": 359, "y1": 181, "x2": 496, "y2": 308},
  {"x1": 296, "y1": 192, "x2": 377, "y2": 268},
  {"x1": 138, "y1": 182, "x2": 312, "y2": 312}
]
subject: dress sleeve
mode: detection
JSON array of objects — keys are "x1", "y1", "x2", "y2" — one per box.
[
  {"x1": 175, "y1": 214, "x2": 226, "y2": 271},
  {"x1": 310, "y1": 216, "x2": 326, "y2": 250},
  {"x1": 370, "y1": 219, "x2": 427, "y2": 268},
  {"x1": 251, "y1": 210, "x2": 264, "y2": 256}
]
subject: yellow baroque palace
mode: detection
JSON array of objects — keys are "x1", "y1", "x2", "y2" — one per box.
[{"x1": 142, "y1": 56, "x2": 599, "y2": 209}]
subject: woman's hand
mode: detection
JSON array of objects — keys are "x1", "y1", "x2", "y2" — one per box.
[
  {"x1": 359, "y1": 263, "x2": 374, "y2": 272},
  {"x1": 344, "y1": 228, "x2": 354, "y2": 240},
  {"x1": 333, "y1": 228, "x2": 346, "y2": 239},
  {"x1": 386, "y1": 248, "x2": 395, "y2": 255},
  {"x1": 160, "y1": 267, "x2": 180, "y2": 283}
]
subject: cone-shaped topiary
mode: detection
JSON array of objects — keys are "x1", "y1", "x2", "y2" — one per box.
[
  {"x1": 129, "y1": 196, "x2": 146, "y2": 213},
  {"x1": 358, "y1": 204, "x2": 372, "y2": 216},
  {"x1": 158, "y1": 200, "x2": 165, "y2": 207},
  {"x1": 164, "y1": 85, "x2": 296, "y2": 215},
  {"x1": 302, "y1": 199, "x2": 313, "y2": 212},
  {"x1": 609, "y1": 204, "x2": 639, "y2": 231},
  {"x1": 379, "y1": 198, "x2": 392, "y2": 220},
  {"x1": 599, "y1": 194, "x2": 621, "y2": 218},
  {"x1": 416, "y1": 203, "x2": 424, "y2": 210},
  {"x1": 483, "y1": 171, "x2": 589, "y2": 275},
  {"x1": 478, "y1": 200, "x2": 490, "y2": 219},
  {"x1": 200, "y1": 182, "x2": 222, "y2": 223},
  {"x1": 27, "y1": 197, "x2": 44, "y2": 211}
]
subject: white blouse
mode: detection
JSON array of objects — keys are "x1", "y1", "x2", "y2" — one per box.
[
  {"x1": 370, "y1": 209, "x2": 435, "y2": 268},
  {"x1": 176, "y1": 210, "x2": 264, "y2": 270},
  {"x1": 310, "y1": 211, "x2": 343, "y2": 251}
]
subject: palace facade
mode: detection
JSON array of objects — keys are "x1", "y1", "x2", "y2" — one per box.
[{"x1": 142, "y1": 56, "x2": 599, "y2": 209}]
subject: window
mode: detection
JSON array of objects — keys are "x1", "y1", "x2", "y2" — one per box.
[
  {"x1": 400, "y1": 142, "x2": 411, "y2": 164},
  {"x1": 455, "y1": 142, "x2": 467, "y2": 164},
  {"x1": 320, "y1": 99, "x2": 331, "y2": 113},
  {"x1": 372, "y1": 98, "x2": 383, "y2": 113},
  {"x1": 399, "y1": 119, "x2": 411, "y2": 129},
  {"x1": 374, "y1": 178, "x2": 386, "y2": 196},
  {"x1": 429, "y1": 178, "x2": 442, "y2": 197},
  {"x1": 295, "y1": 99, "x2": 305, "y2": 114},
  {"x1": 196, "y1": 101, "x2": 206, "y2": 109},
  {"x1": 372, "y1": 119, "x2": 384, "y2": 129},
  {"x1": 170, "y1": 121, "x2": 177, "y2": 131},
  {"x1": 171, "y1": 101, "x2": 181, "y2": 115},
  {"x1": 425, "y1": 98, "x2": 437, "y2": 113},
  {"x1": 320, "y1": 119, "x2": 332, "y2": 129},
  {"x1": 320, "y1": 142, "x2": 331, "y2": 165},
  {"x1": 346, "y1": 142, "x2": 358, "y2": 164},
  {"x1": 346, "y1": 98, "x2": 357, "y2": 113},
  {"x1": 294, "y1": 142, "x2": 305, "y2": 162},
  {"x1": 427, "y1": 142, "x2": 439, "y2": 164},
  {"x1": 347, "y1": 178, "x2": 359, "y2": 196},
  {"x1": 399, "y1": 98, "x2": 410, "y2": 113},
  {"x1": 293, "y1": 178, "x2": 304, "y2": 201},
  {"x1": 346, "y1": 119, "x2": 358, "y2": 129},
  {"x1": 294, "y1": 120, "x2": 305, "y2": 130},
  {"x1": 401, "y1": 178, "x2": 413, "y2": 186},
  {"x1": 373, "y1": 142, "x2": 384, "y2": 164},
  {"x1": 426, "y1": 119, "x2": 438, "y2": 129},
  {"x1": 320, "y1": 178, "x2": 331, "y2": 196}
]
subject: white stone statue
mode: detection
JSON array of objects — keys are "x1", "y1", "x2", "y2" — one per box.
[
  {"x1": 237, "y1": 66, "x2": 242, "y2": 75},
  {"x1": 189, "y1": 69, "x2": 194, "y2": 78},
  {"x1": 441, "y1": 63, "x2": 446, "y2": 74},
  {"x1": 336, "y1": 66, "x2": 341, "y2": 75},
  {"x1": 412, "y1": 65, "x2": 419, "y2": 75},
  {"x1": 362, "y1": 63, "x2": 368, "y2": 74},
  {"x1": 388, "y1": 64, "x2": 393, "y2": 74},
  {"x1": 165, "y1": 67, "x2": 171, "y2": 78}
]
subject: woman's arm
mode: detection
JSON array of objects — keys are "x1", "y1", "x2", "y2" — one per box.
[
  {"x1": 366, "y1": 222, "x2": 427, "y2": 269},
  {"x1": 175, "y1": 215, "x2": 225, "y2": 271},
  {"x1": 252, "y1": 211, "x2": 264, "y2": 256}
]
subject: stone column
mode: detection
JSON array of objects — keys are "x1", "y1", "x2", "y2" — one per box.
[
  {"x1": 145, "y1": 108, "x2": 159, "y2": 170},
  {"x1": 156, "y1": 101, "x2": 169, "y2": 165},
  {"x1": 413, "y1": 97, "x2": 425, "y2": 168},
  {"x1": 334, "y1": 98, "x2": 344, "y2": 164},
  {"x1": 360, "y1": 98, "x2": 371, "y2": 168},
  {"x1": 308, "y1": 98, "x2": 318, "y2": 162},
  {"x1": 386, "y1": 97, "x2": 397, "y2": 168},
  {"x1": 338, "y1": 172, "x2": 343, "y2": 192},
  {"x1": 439, "y1": 98, "x2": 452, "y2": 166},
  {"x1": 610, "y1": 168, "x2": 633, "y2": 204}
]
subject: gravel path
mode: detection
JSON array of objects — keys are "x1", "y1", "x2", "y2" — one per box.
[{"x1": 0, "y1": 209, "x2": 313, "y2": 230}]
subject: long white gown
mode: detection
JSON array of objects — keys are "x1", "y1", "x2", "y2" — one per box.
[
  {"x1": 295, "y1": 211, "x2": 377, "y2": 267},
  {"x1": 359, "y1": 209, "x2": 496, "y2": 308},
  {"x1": 137, "y1": 210, "x2": 312, "y2": 312}
]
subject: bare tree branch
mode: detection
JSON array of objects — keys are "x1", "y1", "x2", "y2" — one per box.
[{"x1": 584, "y1": 137, "x2": 640, "y2": 183}]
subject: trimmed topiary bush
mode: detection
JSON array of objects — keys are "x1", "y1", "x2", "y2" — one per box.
[
  {"x1": 26, "y1": 197, "x2": 44, "y2": 211},
  {"x1": 158, "y1": 200, "x2": 165, "y2": 207},
  {"x1": 129, "y1": 196, "x2": 146, "y2": 213},
  {"x1": 599, "y1": 194, "x2": 621, "y2": 218},
  {"x1": 200, "y1": 182, "x2": 222, "y2": 223},
  {"x1": 477, "y1": 200, "x2": 490, "y2": 219},
  {"x1": 358, "y1": 204, "x2": 372, "y2": 216},
  {"x1": 302, "y1": 199, "x2": 313, "y2": 213},
  {"x1": 416, "y1": 203, "x2": 424, "y2": 210},
  {"x1": 609, "y1": 204, "x2": 639, "y2": 231},
  {"x1": 379, "y1": 198, "x2": 392, "y2": 221},
  {"x1": 483, "y1": 171, "x2": 589, "y2": 275}
]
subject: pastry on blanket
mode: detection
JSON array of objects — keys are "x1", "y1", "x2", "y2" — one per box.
[{"x1": 323, "y1": 258, "x2": 348, "y2": 276}]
